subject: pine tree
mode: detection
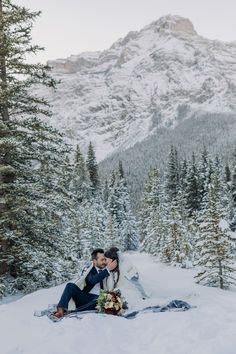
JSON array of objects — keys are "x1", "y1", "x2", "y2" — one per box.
[
  {"x1": 17, "y1": 125, "x2": 80, "y2": 290},
  {"x1": 72, "y1": 145, "x2": 91, "y2": 204},
  {"x1": 102, "y1": 179, "x2": 109, "y2": 206},
  {"x1": 185, "y1": 153, "x2": 200, "y2": 216},
  {"x1": 179, "y1": 158, "x2": 188, "y2": 191},
  {"x1": 118, "y1": 160, "x2": 124, "y2": 179},
  {"x1": 165, "y1": 145, "x2": 179, "y2": 202},
  {"x1": 140, "y1": 168, "x2": 163, "y2": 254},
  {"x1": 0, "y1": 0, "x2": 56, "y2": 120},
  {"x1": 0, "y1": 0, "x2": 81, "y2": 294},
  {"x1": 139, "y1": 167, "x2": 160, "y2": 243},
  {"x1": 186, "y1": 211, "x2": 199, "y2": 265},
  {"x1": 224, "y1": 163, "x2": 231, "y2": 184},
  {"x1": 107, "y1": 163, "x2": 139, "y2": 251},
  {"x1": 86, "y1": 142, "x2": 99, "y2": 192},
  {"x1": 79, "y1": 197, "x2": 107, "y2": 256},
  {"x1": 141, "y1": 204, "x2": 166, "y2": 256},
  {"x1": 195, "y1": 176, "x2": 236, "y2": 289},
  {"x1": 104, "y1": 214, "x2": 120, "y2": 249},
  {"x1": 198, "y1": 147, "x2": 210, "y2": 205},
  {"x1": 161, "y1": 192, "x2": 191, "y2": 267},
  {"x1": 230, "y1": 156, "x2": 236, "y2": 231}
]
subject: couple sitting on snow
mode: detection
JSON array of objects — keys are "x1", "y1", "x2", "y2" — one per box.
[{"x1": 54, "y1": 247, "x2": 148, "y2": 318}]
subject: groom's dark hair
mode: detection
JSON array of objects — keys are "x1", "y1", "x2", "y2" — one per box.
[{"x1": 91, "y1": 248, "x2": 104, "y2": 260}]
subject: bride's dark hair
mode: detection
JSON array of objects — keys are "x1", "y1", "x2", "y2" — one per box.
[{"x1": 104, "y1": 247, "x2": 120, "y2": 286}]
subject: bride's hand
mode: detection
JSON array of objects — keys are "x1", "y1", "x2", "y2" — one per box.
[{"x1": 106, "y1": 259, "x2": 118, "y2": 271}]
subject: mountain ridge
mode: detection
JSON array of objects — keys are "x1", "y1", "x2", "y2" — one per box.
[{"x1": 36, "y1": 15, "x2": 236, "y2": 161}]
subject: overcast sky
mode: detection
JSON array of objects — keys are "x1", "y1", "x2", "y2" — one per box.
[{"x1": 14, "y1": 0, "x2": 236, "y2": 63}]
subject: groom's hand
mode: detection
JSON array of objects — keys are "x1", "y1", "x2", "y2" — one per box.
[{"x1": 106, "y1": 259, "x2": 118, "y2": 271}]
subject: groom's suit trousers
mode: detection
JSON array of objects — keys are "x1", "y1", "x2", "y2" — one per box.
[{"x1": 57, "y1": 283, "x2": 98, "y2": 311}]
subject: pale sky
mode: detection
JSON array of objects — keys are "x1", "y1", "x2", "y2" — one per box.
[{"x1": 14, "y1": 0, "x2": 236, "y2": 63}]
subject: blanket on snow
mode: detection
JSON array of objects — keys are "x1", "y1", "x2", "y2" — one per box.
[{"x1": 34, "y1": 299, "x2": 193, "y2": 321}]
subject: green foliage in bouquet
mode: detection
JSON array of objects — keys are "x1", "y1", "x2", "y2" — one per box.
[{"x1": 96, "y1": 289, "x2": 128, "y2": 316}]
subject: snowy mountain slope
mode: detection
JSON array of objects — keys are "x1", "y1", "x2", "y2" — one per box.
[
  {"x1": 1, "y1": 252, "x2": 236, "y2": 354},
  {"x1": 38, "y1": 15, "x2": 236, "y2": 161},
  {"x1": 99, "y1": 112, "x2": 236, "y2": 208}
]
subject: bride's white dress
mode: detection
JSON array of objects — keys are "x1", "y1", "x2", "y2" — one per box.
[{"x1": 104, "y1": 252, "x2": 148, "y2": 309}]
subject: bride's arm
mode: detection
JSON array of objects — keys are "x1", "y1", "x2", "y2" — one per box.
[{"x1": 123, "y1": 262, "x2": 150, "y2": 299}]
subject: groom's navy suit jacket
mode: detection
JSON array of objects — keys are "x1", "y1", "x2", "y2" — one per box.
[{"x1": 83, "y1": 266, "x2": 110, "y2": 293}]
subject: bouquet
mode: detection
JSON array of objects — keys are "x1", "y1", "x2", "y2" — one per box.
[{"x1": 96, "y1": 289, "x2": 128, "y2": 316}]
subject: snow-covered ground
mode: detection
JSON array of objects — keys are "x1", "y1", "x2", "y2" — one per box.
[{"x1": 1, "y1": 252, "x2": 236, "y2": 354}]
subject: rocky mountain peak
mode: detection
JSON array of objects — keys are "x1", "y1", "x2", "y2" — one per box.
[{"x1": 147, "y1": 15, "x2": 197, "y2": 35}]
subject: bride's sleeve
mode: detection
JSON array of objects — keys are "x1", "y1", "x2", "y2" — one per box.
[
  {"x1": 124, "y1": 261, "x2": 139, "y2": 281},
  {"x1": 123, "y1": 261, "x2": 150, "y2": 299}
]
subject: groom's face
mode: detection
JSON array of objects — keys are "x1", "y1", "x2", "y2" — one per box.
[{"x1": 94, "y1": 252, "x2": 107, "y2": 269}]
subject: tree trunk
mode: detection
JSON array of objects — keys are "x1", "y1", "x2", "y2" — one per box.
[{"x1": 218, "y1": 259, "x2": 224, "y2": 289}]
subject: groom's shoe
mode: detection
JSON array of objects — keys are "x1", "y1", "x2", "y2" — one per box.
[{"x1": 53, "y1": 307, "x2": 65, "y2": 318}]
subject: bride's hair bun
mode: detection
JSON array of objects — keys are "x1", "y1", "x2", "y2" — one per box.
[
  {"x1": 110, "y1": 247, "x2": 119, "y2": 252},
  {"x1": 104, "y1": 247, "x2": 120, "y2": 261}
]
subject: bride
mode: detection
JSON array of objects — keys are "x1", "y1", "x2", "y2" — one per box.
[
  {"x1": 105, "y1": 247, "x2": 147, "y2": 294},
  {"x1": 104, "y1": 247, "x2": 149, "y2": 309}
]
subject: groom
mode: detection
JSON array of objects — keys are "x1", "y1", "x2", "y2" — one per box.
[{"x1": 54, "y1": 248, "x2": 117, "y2": 318}]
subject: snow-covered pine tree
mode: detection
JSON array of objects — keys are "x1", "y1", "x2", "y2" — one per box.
[
  {"x1": 224, "y1": 163, "x2": 231, "y2": 184},
  {"x1": 78, "y1": 144, "x2": 114, "y2": 256},
  {"x1": 140, "y1": 167, "x2": 162, "y2": 254},
  {"x1": 53, "y1": 152, "x2": 84, "y2": 279},
  {"x1": 16, "y1": 122, "x2": 82, "y2": 291},
  {"x1": 72, "y1": 145, "x2": 91, "y2": 204},
  {"x1": 198, "y1": 147, "x2": 210, "y2": 205},
  {"x1": 222, "y1": 163, "x2": 234, "y2": 229},
  {"x1": 195, "y1": 174, "x2": 236, "y2": 289},
  {"x1": 102, "y1": 179, "x2": 109, "y2": 207},
  {"x1": 86, "y1": 142, "x2": 99, "y2": 193},
  {"x1": 118, "y1": 164, "x2": 139, "y2": 251},
  {"x1": 212, "y1": 155, "x2": 231, "y2": 220},
  {"x1": 107, "y1": 162, "x2": 139, "y2": 251},
  {"x1": 142, "y1": 203, "x2": 167, "y2": 256},
  {"x1": 186, "y1": 210, "x2": 200, "y2": 265},
  {"x1": 78, "y1": 195, "x2": 108, "y2": 258},
  {"x1": 161, "y1": 190, "x2": 191, "y2": 267},
  {"x1": 118, "y1": 160, "x2": 124, "y2": 179},
  {"x1": 120, "y1": 206, "x2": 139, "y2": 251},
  {"x1": 179, "y1": 158, "x2": 188, "y2": 192},
  {"x1": 0, "y1": 0, "x2": 80, "y2": 294},
  {"x1": 139, "y1": 167, "x2": 160, "y2": 244},
  {"x1": 230, "y1": 151, "x2": 236, "y2": 231},
  {"x1": 185, "y1": 153, "x2": 200, "y2": 217},
  {"x1": 104, "y1": 213, "x2": 120, "y2": 249},
  {"x1": 165, "y1": 145, "x2": 180, "y2": 202},
  {"x1": 103, "y1": 172, "x2": 123, "y2": 249}
]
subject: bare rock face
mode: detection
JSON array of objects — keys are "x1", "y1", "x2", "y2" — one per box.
[
  {"x1": 173, "y1": 18, "x2": 196, "y2": 34},
  {"x1": 37, "y1": 15, "x2": 236, "y2": 161},
  {"x1": 155, "y1": 15, "x2": 196, "y2": 34},
  {"x1": 47, "y1": 52, "x2": 101, "y2": 73}
]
